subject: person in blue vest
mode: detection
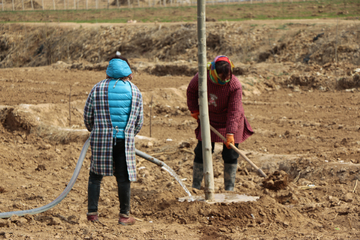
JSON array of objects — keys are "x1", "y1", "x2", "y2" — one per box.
[{"x1": 84, "y1": 51, "x2": 143, "y2": 225}]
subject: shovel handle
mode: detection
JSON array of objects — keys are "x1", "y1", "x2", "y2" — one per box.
[{"x1": 210, "y1": 125, "x2": 267, "y2": 178}]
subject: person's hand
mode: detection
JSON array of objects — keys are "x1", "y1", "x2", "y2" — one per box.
[
  {"x1": 225, "y1": 134, "x2": 234, "y2": 149},
  {"x1": 190, "y1": 111, "x2": 199, "y2": 120}
]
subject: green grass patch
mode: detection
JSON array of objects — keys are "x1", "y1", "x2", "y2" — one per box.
[{"x1": 0, "y1": 0, "x2": 358, "y2": 23}]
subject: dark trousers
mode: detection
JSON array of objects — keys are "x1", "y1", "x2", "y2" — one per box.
[
  {"x1": 88, "y1": 139, "x2": 131, "y2": 215},
  {"x1": 194, "y1": 140, "x2": 239, "y2": 164}
]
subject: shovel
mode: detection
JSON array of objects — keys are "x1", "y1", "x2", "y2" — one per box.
[{"x1": 210, "y1": 125, "x2": 267, "y2": 178}]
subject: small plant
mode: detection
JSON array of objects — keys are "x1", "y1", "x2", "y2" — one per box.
[
  {"x1": 245, "y1": 78, "x2": 255, "y2": 86},
  {"x1": 277, "y1": 24, "x2": 288, "y2": 30}
]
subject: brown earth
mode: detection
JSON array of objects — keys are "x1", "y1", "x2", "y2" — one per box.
[{"x1": 0, "y1": 19, "x2": 360, "y2": 239}]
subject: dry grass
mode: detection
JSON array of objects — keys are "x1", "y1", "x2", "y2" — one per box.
[
  {"x1": 0, "y1": 0, "x2": 359, "y2": 23},
  {"x1": 1, "y1": 20, "x2": 359, "y2": 68},
  {"x1": 32, "y1": 124, "x2": 89, "y2": 143}
]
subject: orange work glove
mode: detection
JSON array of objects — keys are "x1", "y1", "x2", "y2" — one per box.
[
  {"x1": 225, "y1": 134, "x2": 234, "y2": 149},
  {"x1": 190, "y1": 111, "x2": 199, "y2": 120}
]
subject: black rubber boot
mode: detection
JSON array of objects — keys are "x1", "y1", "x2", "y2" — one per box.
[
  {"x1": 88, "y1": 171, "x2": 103, "y2": 213},
  {"x1": 192, "y1": 162, "x2": 203, "y2": 190},
  {"x1": 224, "y1": 163, "x2": 237, "y2": 191},
  {"x1": 117, "y1": 181, "x2": 131, "y2": 216}
]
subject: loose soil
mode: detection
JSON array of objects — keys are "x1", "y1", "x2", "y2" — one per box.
[{"x1": 0, "y1": 19, "x2": 360, "y2": 239}]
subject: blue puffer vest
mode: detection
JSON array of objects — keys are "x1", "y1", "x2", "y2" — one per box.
[{"x1": 108, "y1": 79, "x2": 132, "y2": 139}]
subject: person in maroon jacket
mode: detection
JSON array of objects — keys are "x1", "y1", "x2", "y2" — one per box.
[{"x1": 186, "y1": 55, "x2": 254, "y2": 191}]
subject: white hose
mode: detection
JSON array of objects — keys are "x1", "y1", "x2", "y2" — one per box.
[{"x1": 0, "y1": 139, "x2": 90, "y2": 219}]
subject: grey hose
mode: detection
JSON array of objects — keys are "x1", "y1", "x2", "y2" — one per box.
[
  {"x1": 0, "y1": 139, "x2": 90, "y2": 219},
  {"x1": 135, "y1": 149, "x2": 164, "y2": 167},
  {"x1": 0, "y1": 138, "x2": 181, "y2": 219}
]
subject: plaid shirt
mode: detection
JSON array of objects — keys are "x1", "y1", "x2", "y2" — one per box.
[
  {"x1": 84, "y1": 79, "x2": 143, "y2": 181},
  {"x1": 187, "y1": 72, "x2": 253, "y2": 143}
]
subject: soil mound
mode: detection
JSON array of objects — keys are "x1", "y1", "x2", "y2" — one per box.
[{"x1": 0, "y1": 22, "x2": 358, "y2": 68}]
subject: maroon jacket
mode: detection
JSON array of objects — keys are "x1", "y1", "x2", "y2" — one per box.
[{"x1": 187, "y1": 72, "x2": 254, "y2": 143}]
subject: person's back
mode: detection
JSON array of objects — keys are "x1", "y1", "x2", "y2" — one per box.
[
  {"x1": 108, "y1": 79, "x2": 132, "y2": 139},
  {"x1": 84, "y1": 52, "x2": 143, "y2": 225}
]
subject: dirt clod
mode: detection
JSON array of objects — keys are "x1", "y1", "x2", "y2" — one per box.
[{"x1": 262, "y1": 170, "x2": 289, "y2": 191}]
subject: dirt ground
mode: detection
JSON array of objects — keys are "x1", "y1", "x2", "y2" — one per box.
[{"x1": 0, "y1": 19, "x2": 360, "y2": 239}]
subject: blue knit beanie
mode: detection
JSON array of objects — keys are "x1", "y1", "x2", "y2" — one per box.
[{"x1": 106, "y1": 59, "x2": 132, "y2": 79}]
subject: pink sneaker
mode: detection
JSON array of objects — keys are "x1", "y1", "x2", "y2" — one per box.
[
  {"x1": 87, "y1": 212, "x2": 99, "y2": 222},
  {"x1": 118, "y1": 214, "x2": 136, "y2": 225}
]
